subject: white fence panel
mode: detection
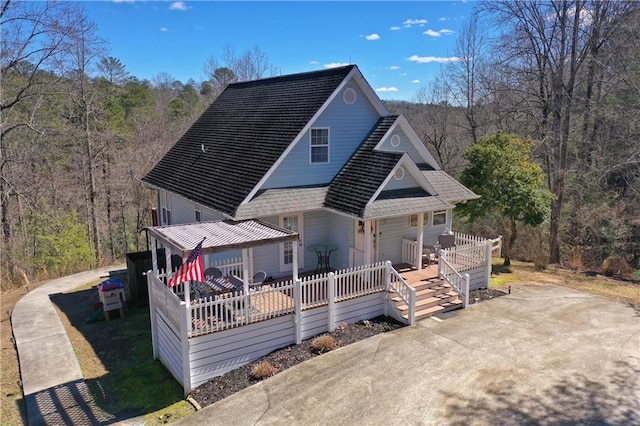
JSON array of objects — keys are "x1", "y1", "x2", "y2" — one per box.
[
  {"x1": 334, "y1": 293, "x2": 385, "y2": 325},
  {"x1": 300, "y1": 306, "x2": 329, "y2": 340},
  {"x1": 156, "y1": 314, "x2": 184, "y2": 386},
  {"x1": 189, "y1": 315, "x2": 295, "y2": 388}
]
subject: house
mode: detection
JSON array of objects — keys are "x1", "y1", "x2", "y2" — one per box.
[
  {"x1": 141, "y1": 65, "x2": 500, "y2": 395},
  {"x1": 143, "y1": 65, "x2": 479, "y2": 276}
]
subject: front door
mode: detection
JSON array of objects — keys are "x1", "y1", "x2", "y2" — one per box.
[
  {"x1": 279, "y1": 213, "x2": 303, "y2": 272},
  {"x1": 354, "y1": 219, "x2": 378, "y2": 265}
]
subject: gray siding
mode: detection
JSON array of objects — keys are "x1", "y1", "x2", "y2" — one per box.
[
  {"x1": 328, "y1": 213, "x2": 352, "y2": 270},
  {"x1": 378, "y1": 214, "x2": 451, "y2": 263},
  {"x1": 263, "y1": 80, "x2": 380, "y2": 188}
]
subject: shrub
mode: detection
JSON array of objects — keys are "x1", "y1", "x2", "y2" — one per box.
[
  {"x1": 250, "y1": 361, "x2": 278, "y2": 380},
  {"x1": 601, "y1": 256, "x2": 633, "y2": 277},
  {"x1": 310, "y1": 334, "x2": 338, "y2": 354}
]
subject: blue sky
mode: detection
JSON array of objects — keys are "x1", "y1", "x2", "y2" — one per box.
[{"x1": 83, "y1": 1, "x2": 475, "y2": 101}]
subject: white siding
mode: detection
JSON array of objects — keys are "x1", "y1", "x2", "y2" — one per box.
[
  {"x1": 189, "y1": 315, "x2": 295, "y2": 388},
  {"x1": 157, "y1": 313, "x2": 184, "y2": 387},
  {"x1": 334, "y1": 293, "x2": 384, "y2": 325}
]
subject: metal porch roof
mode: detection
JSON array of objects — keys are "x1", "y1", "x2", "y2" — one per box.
[{"x1": 147, "y1": 220, "x2": 298, "y2": 257}]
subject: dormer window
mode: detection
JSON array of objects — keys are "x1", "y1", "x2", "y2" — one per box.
[{"x1": 310, "y1": 128, "x2": 329, "y2": 164}]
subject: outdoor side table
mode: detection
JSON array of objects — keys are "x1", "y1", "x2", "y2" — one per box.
[
  {"x1": 307, "y1": 243, "x2": 340, "y2": 273},
  {"x1": 98, "y1": 278, "x2": 125, "y2": 321}
]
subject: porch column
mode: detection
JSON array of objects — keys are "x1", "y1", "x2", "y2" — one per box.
[
  {"x1": 363, "y1": 219, "x2": 372, "y2": 265},
  {"x1": 416, "y1": 213, "x2": 424, "y2": 270},
  {"x1": 241, "y1": 248, "x2": 250, "y2": 295},
  {"x1": 292, "y1": 241, "x2": 299, "y2": 281},
  {"x1": 165, "y1": 246, "x2": 172, "y2": 278},
  {"x1": 151, "y1": 237, "x2": 158, "y2": 275}
]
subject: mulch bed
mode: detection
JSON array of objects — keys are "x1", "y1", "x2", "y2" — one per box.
[
  {"x1": 190, "y1": 288, "x2": 506, "y2": 409},
  {"x1": 190, "y1": 315, "x2": 404, "y2": 408}
]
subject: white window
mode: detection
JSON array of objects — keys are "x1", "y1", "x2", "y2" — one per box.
[
  {"x1": 161, "y1": 192, "x2": 172, "y2": 225},
  {"x1": 432, "y1": 211, "x2": 447, "y2": 226},
  {"x1": 409, "y1": 214, "x2": 428, "y2": 227},
  {"x1": 310, "y1": 128, "x2": 329, "y2": 164}
]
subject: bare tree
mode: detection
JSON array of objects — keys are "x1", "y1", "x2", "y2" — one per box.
[{"x1": 0, "y1": 0, "x2": 87, "y2": 277}]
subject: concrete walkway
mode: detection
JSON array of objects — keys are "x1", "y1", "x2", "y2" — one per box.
[
  {"x1": 12, "y1": 266, "x2": 125, "y2": 425},
  {"x1": 12, "y1": 272, "x2": 640, "y2": 425},
  {"x1": 176, "y1": 285, "x2": 640, "y2": 425}
]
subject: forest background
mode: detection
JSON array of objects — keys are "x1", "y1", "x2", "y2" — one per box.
[{"x1": 2, "y1": 0, "x2": 639, "y2": 290}]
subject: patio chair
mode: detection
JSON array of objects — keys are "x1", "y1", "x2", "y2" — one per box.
[
  {"x1": 422, "y1": 247, "x2": 433, "y2": 268},
  {"x1": 250, "y1": 271, "x2": 267, "y2": 289},
  {"x1": 190, "y1": 281, "x2": 207, "y2": 300},
  {"x1": 204, "y1": 267, "x2": 223, "y2": 279},
  {"x1": 438, "y1": 234, "x2": 456, "y2": 250}
]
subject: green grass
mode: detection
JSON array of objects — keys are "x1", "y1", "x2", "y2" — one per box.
[{"x1": 55, "y1": 282, "x2": 195, "y2": 423}]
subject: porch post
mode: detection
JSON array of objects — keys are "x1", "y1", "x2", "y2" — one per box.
[
  {"x1": 416, "y1": 213, "x2": 424, "y2": 270},
  {"x1": 294, "y1": 278, "x2": 302, "y2": 344},
  {"x1": 485, "y1": 239, "x2": 493, "y2": 288},
  {"x1": 151, "y1": 237, "x2": 158, "y2": 275},
  {"x1": 147, "y1": 272, "x2": 158, "y2": 359},
  {"x1": 327, "y1": 272, "x2": 335, "y2": 332},
  {"x1": 165, "y1": 246, "x2": 172, "y2": 282},
  {"x1": 363, "y1": 219, "x2": 372, "y2": 265},
  {"x1": 241, "y1": 248, "x2": 250, "y2": 293},
  {"x1": 292, "y1": 240, "x2": 299, "y2": 281}
]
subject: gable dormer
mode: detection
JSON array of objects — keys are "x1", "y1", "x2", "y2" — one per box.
[
  {"x1": 374, "y1": 115, "x2": 440, "y2": 171},
  {"x1": 258, "y1": 70, "x2": 386, "y2": 190}
]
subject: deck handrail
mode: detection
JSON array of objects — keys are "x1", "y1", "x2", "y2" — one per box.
[
  {"x1": 438, "y1": 256, "x2": 470, "y2": 308},
  {"x1": 185, "y1": 262, "x2": 387, "y2": 336},
  {"x1": 387, "y1": 261, "x2": 416, "y2": 325}
]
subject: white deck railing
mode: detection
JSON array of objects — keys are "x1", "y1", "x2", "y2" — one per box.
[
  {"x1": 387, "y1": 262, "x2": 416, "y2": 325},
  {"x1": 209, "y1": 256, "x2": 244, "y2": 278},
  {"x1": 402, "y1": 238, "x2": 420, "y2": 266},
  {"x1": 440, "y1": 243, "x2": 486, "y2": 273},
  {"x1": 171, "y1": 262, "x2": 388, "y2": 337},
  {"x1": 438, "y1": 256, "x2": 470, "y2": 308}
]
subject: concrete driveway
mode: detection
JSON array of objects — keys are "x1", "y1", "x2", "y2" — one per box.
[{"x1": 177, "y1": 284, "x2": 640, "y2": 425}]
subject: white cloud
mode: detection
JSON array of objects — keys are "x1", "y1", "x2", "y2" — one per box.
[
  {"x1": 389, "y1": 65, "x2": 400, "y2": 70},
  {"x1": 113, "y1": 0, "x2": 136, "y2": 3},
  {"x1": 400, "y1": 72, "x2": 408, "y2": 77},
  {"x1": 423, "y1": 28, "x2": 455, "y2": 37},
  {"x1": 407, "y1": 55, "x2": 460, "y2": 63},
  {"x1": 169, "y1": 1, "x2": 188, "y2": 11},
  {"x1": 160, "y1": 27, "x2": 168, "y2": 32},
  {"x1": 376, "y1": 87, "x2": 399, "y2": 92},
  {"x1": 324, "y1": 62, "x2": 350, "y2": 69},
  {"x1": 309, "y1": 60, "x2": 319, "y2": 65},
  {"x1": 439, "y1": 17, "x2": 448, "y2": 21},
  {"x1": 390, "y1": 26, "x2": 401, "y2": 31},
  {"x1": 403, "y1": 19, "x2": 427, "y2": 27},
  {"x1": 411, "y1": 79, "x2": 421, "y2": 84},
  {"x1": 365, "y1": 33, "x2": 380, "y2": 41}
]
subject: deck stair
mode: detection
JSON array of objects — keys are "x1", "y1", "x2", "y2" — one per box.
[{"x1": 392, "y1": 275, "x2": 463, "y2": 321}]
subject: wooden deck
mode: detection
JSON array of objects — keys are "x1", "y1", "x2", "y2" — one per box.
[{"x1": 394, "y1": 262, "x2": 440, "y2": 287}]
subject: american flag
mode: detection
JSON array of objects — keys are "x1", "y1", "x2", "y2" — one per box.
[{"x1": 167, "y1": 238, "x2": 205, "y2": 287}]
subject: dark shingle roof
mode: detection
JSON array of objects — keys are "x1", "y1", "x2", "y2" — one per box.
[
  {"x1": 324, "y1": 116, "x2": 403, "y2": 217},
  {"x1": 142, "y1": 65, "x2": 356, "y2": 216}
]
